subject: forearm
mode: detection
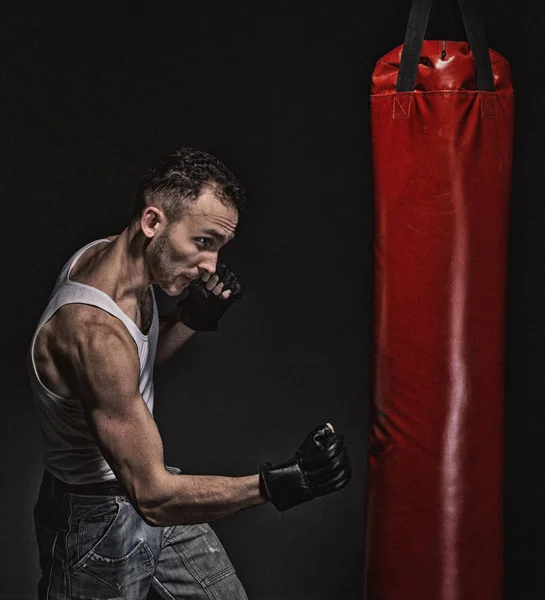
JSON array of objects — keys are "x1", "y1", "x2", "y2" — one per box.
[
  {"x1": 155, "y1": 308, "x2": 196, "y2": 366},
  {"x1": 139, "y1": 473, "x2": 267, "y2": 526}
]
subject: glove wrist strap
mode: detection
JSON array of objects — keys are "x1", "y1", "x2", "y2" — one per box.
[{"x1": 259, "y1": 459, "x2": 313, "y2": 512}]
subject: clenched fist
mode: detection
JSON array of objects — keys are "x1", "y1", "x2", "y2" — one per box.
[
  {"x1": 259, "y1": 424, "x2": 352, "y2": 511},
  {"x1": 178, "y1": 263, "x2": 244, "y2": 332}
]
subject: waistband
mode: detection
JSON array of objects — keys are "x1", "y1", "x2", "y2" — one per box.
[{"x1": 43, "y1": 469, "x2": 125, "y2": 497}]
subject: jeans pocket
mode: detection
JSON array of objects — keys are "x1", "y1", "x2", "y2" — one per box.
[
  {"x1": 73, "y1": 498, "x2": 120, "y2": 563},
  {"x1": 70, "y1": 498, "x2": 154, "y2": 593}
]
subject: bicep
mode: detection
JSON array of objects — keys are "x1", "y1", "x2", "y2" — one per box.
[{"x1": 73, "y1": 323, "x2": 167, "y2": 504}]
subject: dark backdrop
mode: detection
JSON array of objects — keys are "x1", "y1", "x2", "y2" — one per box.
[{"x1": 1, "y1": 1, "x2": 543, "y2": 599}]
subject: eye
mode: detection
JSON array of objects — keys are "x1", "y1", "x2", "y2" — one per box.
[{"x1": 195, "y1": 237, "x2": 213, "y2": 249}]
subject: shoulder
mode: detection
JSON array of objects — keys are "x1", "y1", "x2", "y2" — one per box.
[
  {"x1": 66, "y1": 305, "x2": 137, "y2": 362},
  {"x1": 52, "y1": 303, "x2": 132, "y2": 349},
  {"x1": 51, "y1": 304, "x2": 138, "y2": 380},
  {"x1": 61, "y1": 306, "x2": 140, "y2": 404},
  {"x1": 34, "y1": 303, "x2": 139, "y2": 402}
]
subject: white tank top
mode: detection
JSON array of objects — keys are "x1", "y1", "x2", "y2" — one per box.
[{"x1": 28, "y1": 239, "x2": 159, "y2": 484}]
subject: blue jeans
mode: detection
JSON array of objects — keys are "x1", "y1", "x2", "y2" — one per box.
[{"x1": 34, "y1": 471, "x2": 248, "y2": 600}]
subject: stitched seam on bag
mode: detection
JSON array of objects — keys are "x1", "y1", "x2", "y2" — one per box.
[
  {"x1": 371, "y1": 90, "x2": 513, "y2": 98},
  {"x1": 393, "y1": 96, "x2": 411, "y2": 119},
  {"x1": 481, "y1": 96, "x2": 498, "y2": 118}
]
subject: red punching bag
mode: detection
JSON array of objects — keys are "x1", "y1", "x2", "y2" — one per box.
[{"x1": 365, "y1": 1, "x2": 514, "y2": 599}]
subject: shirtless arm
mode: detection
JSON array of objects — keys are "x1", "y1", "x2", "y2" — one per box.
[
  {"x1": 154, "y1": 268, "x2": 241, "y2": 366},
  {"x1": 72, "y1": 315, "x2": 265, "y2": 527},
  {"x1": 155, "y1": 306, "x2": 195, "y2": 366}
]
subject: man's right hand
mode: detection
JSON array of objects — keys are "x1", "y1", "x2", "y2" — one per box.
[
  {"x1": 178, "y1": 263, "x2": 244, "y2": 332},
  {"x1": 259, "y1": 423, "x2": 352, "y2": 511}
]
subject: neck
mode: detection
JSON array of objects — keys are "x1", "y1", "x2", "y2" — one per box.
[{"x1": 99, "y1": 223, "x2": 152, "y2": 302}]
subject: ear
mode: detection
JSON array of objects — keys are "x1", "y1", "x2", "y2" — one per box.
[{"x1": 141, "y1": 206, "x2": 166, "y2": 239}]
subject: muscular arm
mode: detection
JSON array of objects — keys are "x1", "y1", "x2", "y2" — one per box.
[
  {"x1": 72, "y1": 315, "x2": 265, "y2": 527},
  {"x1": 155, "y1": 270, "x2": 238, "y2": 366},
  {"x1": 155, "y1": 306, "x2": 195, "y2": 366}
]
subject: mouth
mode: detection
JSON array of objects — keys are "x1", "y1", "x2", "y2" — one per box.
[{"x1": 180, "y1": 272, "x2": 199, "y2": 283}]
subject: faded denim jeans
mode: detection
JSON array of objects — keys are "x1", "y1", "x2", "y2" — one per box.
[{"x1": 34, "y1": 470, "x2": 248, "y2": 600}]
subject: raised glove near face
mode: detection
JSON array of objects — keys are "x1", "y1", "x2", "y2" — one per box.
[
  {"x1": 178, "y1": 263, "x2": 244, "y2": 332},
  {"x1": 259, "y1": 424, "x2": 352, "y2": 512}
]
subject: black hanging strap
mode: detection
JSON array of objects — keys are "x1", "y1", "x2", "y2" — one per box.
[
  {"x1": 396, "y1": 0, "x2": 433, "y2": 94},
  {"x1": 457, "y1": 0, "x2": 495, "y2": 91},
  {"x1": 396, "y1": 0, "x2": 495, "y2": 93}
]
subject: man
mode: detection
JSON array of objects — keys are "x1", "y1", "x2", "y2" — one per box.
[{"x1": 29, "y1": 146, "x2": 351, "y2": 599}]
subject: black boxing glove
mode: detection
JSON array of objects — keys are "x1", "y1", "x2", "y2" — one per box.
[
  {"x1": 178, "y1": 263, "x2": 244, "y2": 332},
  {"x1": 259, "y1": 424, "x2": 352, "y2": 511}
]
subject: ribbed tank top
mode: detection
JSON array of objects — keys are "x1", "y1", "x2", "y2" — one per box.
[{"x1": 28, "y1": 239, "x2": 159, "y2": 484}]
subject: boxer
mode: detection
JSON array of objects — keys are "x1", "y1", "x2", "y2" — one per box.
[{"x1": 29, "y1": 146, "x2": 351, "y2": 600}]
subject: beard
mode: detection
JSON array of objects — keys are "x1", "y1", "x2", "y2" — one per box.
[{"x1": 145, "y1": 231, "x2": 196, "y2": 296}]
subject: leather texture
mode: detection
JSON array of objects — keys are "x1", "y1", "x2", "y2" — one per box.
[
  {"x1": 178, "y1": 263, "x2": 244, "y2": 332},
  {"x1": 260, "y1": 425, "x2": 351, "y2": 511},
  {"x1": 366, "y1": 40, "x2": 514, "y2": 600}
]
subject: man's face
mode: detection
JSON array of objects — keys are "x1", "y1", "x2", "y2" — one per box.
[{"x1": 145, "y1": 188, "x2": 238, "y2": 296}]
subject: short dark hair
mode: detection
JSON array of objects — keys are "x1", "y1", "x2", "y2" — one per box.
[{"x1": 133, "y1": 146, "x2": 245, "y2": 222}]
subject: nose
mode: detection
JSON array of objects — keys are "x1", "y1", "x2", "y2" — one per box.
[{"x1": 197, "y1": 252, "x2": 218, "y2": 276}]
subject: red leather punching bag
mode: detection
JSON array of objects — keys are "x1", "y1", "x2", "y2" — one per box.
[{"x1": 365, "y1": 1, "x2": 514, "y2": 599}]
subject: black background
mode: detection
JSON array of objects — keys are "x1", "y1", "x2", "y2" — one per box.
[{"x1": 1, "y1": 1, "x2": 544, "y2": 598}]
